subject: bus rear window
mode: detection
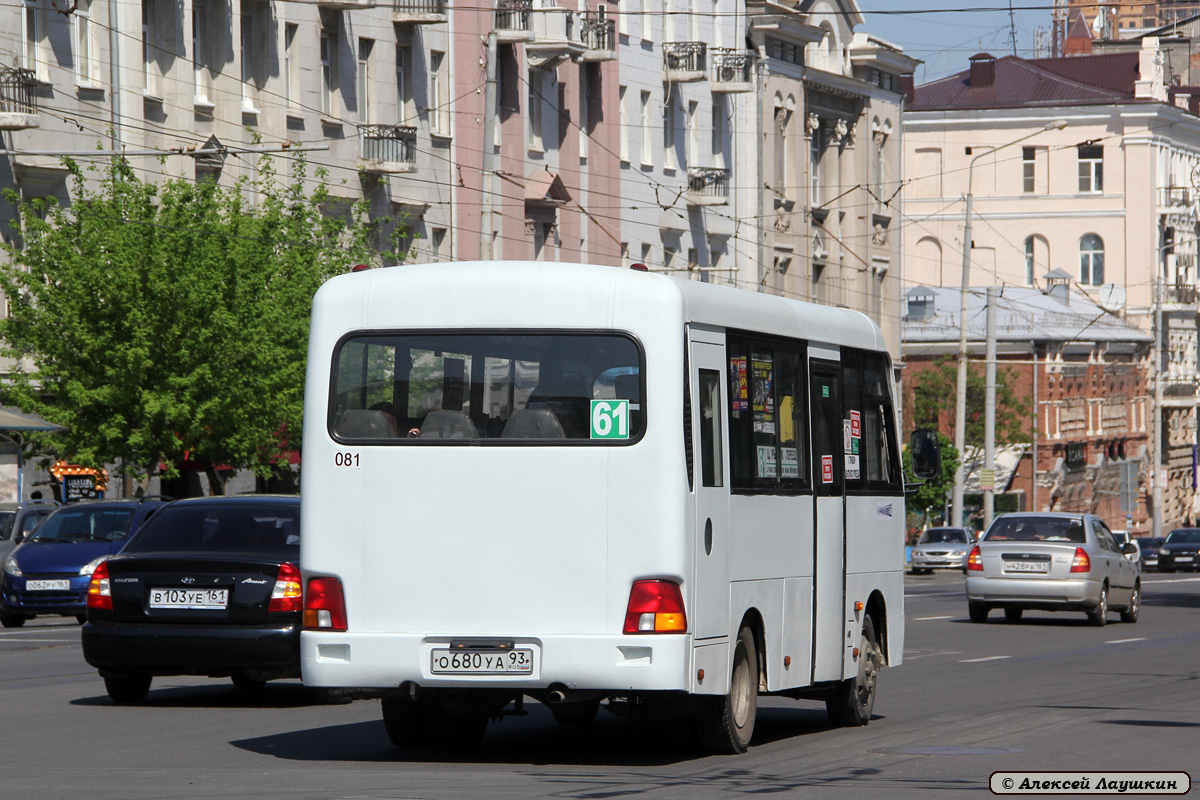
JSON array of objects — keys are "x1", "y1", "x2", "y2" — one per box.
[{"x1": 330, "y1": 333, "x2": 644, "y2": 443}]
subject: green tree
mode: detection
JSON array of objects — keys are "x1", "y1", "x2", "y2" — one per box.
[
  {"x1": 903, "y1": 432, "x2": 958, "y2": 524},
  {"x1": 0, "y1": 155, "x2": 404, "y2": 494},
  {"x1": 912, "y1": 355, "x2": 1032, "y2": 447}
]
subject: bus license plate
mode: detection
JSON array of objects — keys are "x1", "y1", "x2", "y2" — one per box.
[
  {"x1": 430, "y1": 648, "x2": 534, "y2": 675},
  {"x1": 1004, "y1": 561, "x2": 1049, "y2": 573},
  {"x1": 149, "y1": 588, "x2": 228, "y2": 609}
]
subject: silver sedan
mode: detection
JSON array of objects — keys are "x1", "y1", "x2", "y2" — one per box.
[
  {"x1": 965, "y1": 512, "x2": 1140, "y2": 626},
  {"x1": 910, "y1": 527, "x2": 976, "y2": 573}
]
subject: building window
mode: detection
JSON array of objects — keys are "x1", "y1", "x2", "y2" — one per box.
[
  {"x1": 579, "y1": 66, "x2": 590, "y2": 160},
  {"x1": 431, "y1": 228, "x2": 447, "y2": 261},
  {"x1": 872, "y1": 127, "x2": 887, "y2": 210},
  {"x1": 142, "y1": 0, "x2": 159, "y2": 96},
  {"x1": 1078, "y1": 145, "x2": 1103, "y2": 192},
  {"x1": 686, "y1": 101, "x2": 699, "y2": 169},
  {"x1": 1025, "y1": 236, "x2": 1036, "y2": 285},
  {"x1": 193, "y1": 5, "x2": 210, "y2": 104},
  {"x1": 774, "y1": 95, "x2": 790, "y2": 196},
  {"x1": 640, "y1": 242, "x2": 652, "y2": 267},
  {"x1": 320, "y1": 30, "x2": 336, "y2": 116},
  {"x1": 1080, "y1": 234, "x2": 1104, "y2": 285},
  {"x1": 430, "y1": 50, "x2": 448, "y2": 134},
  {"x1": 619, "y1": 85, "x2": 629, "y2": 162},
  {"x1": 396, "y1": 45, "x2": 411, "y2": 123},
  {"x1": 712, "y1": 99, "x2": 725, "y2": 169},
  {"x1": 23, "y1": 0, "x2": 42, "y2": 78},
  {"x1": 357, "y1": 38, "x2": 374, "y2": 123},
  {"x1": 810, "y1": 120, "x2": 825, "y2": 207},
  {"x1": 75, "y1": 0, "x2": 97, "y2": 84},
  {"x1": 283, "y1": 23, "x2": 298, "y2": 114},
  {"x1": 664, "y1": 89, "x2": 678, "y2": 170},
  {"x1": 1023, "y1": 146, "x2": 1036, "y2": 193},
  {"x1": 640, "y1": 90, "x2": 653, "y2": 164},
  {"x1": 527, "y1": 69, "x2": 544, "y2": 151},
  {"x1": 241, "y1": 13, "x2": 261, "y2": 113}
]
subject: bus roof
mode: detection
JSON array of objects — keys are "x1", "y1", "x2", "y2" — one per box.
[{"x1": 313, "y1": 262, "x2": 886, "y2": 353}]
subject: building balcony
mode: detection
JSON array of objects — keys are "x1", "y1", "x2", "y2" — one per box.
[
  {"x1": 664, "y1": 42, "x2": 707, "y2": 82},
  {"x1": 311, "y1": 0, "x2": 379, "y2": 8},
  {"x1": 527, "y1": 4, "x2": 586, "y2": 69},
  {"x1": 686, "y1": 167, "x2": 730, "y2": 206},
  {"x1": 710, "y1": 48, "x2": 754, "y2": 92},
  {"x1": 392, "y1": 0, "x2": 446, "y2": 24},
  {"x1": 579, "y1": 13, "x2": 616, "y2": 62},
  {"x1": 0, "y1": 68, "x2": 39, "y2": 131},
  {"x1": 495, "y1": 0, "x2": 534, "y2": 43},
  {"x1": 359, "y1": 124, "x2": 417, "y2": 173}
]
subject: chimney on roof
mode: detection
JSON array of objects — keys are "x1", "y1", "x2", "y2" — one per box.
[
  {"x1": 1044, "y1": 269, "x2": 1072, "y2": 306},
  {"x1": 900, "y1": 74, "x2": 915, "y2": 105},
  {"x1": 969, "y1": 53, "x2": 996, "y2": 88}
]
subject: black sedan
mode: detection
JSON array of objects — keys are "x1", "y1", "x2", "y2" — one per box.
[
  {"x1": 1158, "y1": 528, "x2": 1200, "y2": 573},
  {"x1": 82, "y1": 495, "x2": 302, "y2": 703},
  {"x1": 1136, "y1": 537, "x2": 1165, "y2": 572}
]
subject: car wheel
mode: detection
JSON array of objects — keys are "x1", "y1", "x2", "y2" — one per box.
[
  {"x1": 0, "y1": 612, "x2": 27, "y2": 628},
  {"x1": 1120, "y1": 583, "x2": 1140, "y2": 624},
  {"x1": 231, "y1": 671, "x2": 267, "y2": 692},
  {"x1": 1087, "y1": 585, "x2": 1109, "y2": 627},
  {"x1": 1004, "y1": 607, "x2": 1023, "y2": 622},
  {"x1": 550, "y1": 699, "x2": 601, "y2": 727},
  {"x1": 382, "y1": 695, "x2": 431, "y2": 749},
  {"x1": 826, "y1": 616, "x2": 880, "y2": 728},
  {"x1": 697, "y1": 625, "x2": 759, "y2": 753},
  {"x1": 968, "y1": 602, "x2": 989, "y2": 623},
  {"x1": 104, "y1": 673, "x2": 151, "y2": 704}
]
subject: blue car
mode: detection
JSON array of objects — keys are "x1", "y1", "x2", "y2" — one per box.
[{"x1": 0, "y1": 498, "x2": 168, "y2": 627}]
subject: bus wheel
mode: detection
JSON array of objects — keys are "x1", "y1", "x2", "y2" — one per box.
[
  {"x1": 382, "y1": 695, "x2": 430, "y2": 749},
  {"x1": 826, "y1": 616, "x2": 880, "y2": 727},
  {"x1": 424, "y1": 698, "x2": 488, "y2": 749},
  {"x1": 697, "y1": 625, "x2": 758, "y2": 754}
]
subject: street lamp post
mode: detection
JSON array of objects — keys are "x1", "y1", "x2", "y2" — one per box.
[{"x1": 952, "y1": 120, "x2": 1068, "y2": 528}]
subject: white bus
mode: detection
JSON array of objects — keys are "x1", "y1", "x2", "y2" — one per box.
[{"x1": 300, "y1": 261, "x2": 938, "y2": 754}]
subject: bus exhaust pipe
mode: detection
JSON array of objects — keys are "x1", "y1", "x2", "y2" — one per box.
[{"x1": 548, "y1": 689, "x2": 567, "y2": 703}]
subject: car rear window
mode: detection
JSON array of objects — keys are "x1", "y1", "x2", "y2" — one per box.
[
  {"x1": 984, "y1": 517, "x2": 1085, "y2": 544},
  {"x1": 30, "y1": 508, "x2": 136, "y2": 543},
  {"x1": 124, "y1": 503, "x2": 300, "y2": 555}
]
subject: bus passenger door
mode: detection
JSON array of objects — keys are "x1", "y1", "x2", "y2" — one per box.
[
  {"x1": 809, "y1": 358, "x2": 845, "y2": 683},
  {"x1": 689, "y1": 335, "x2": 730, "y2": 641}
]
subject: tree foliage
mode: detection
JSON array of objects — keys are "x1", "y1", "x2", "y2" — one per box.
[
  {"x1": 911, "y1": 355, "x2": 1032, "y2": 448},
  {"x1": 0, "y1": 155, "x2": 401, "y2": 493}
]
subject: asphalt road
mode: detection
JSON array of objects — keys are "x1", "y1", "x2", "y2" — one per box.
[{"x1": 1, "y1": 570, "x2": 1196, "y2": 800}]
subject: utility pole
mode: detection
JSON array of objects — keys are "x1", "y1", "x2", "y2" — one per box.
[
  {"x1": 983, "y1": 287, "x2": 998, "y2": 528},
  {"x1": 480, "y1": 32, "x2": 498, "y2": 261},
  {"x1": 1153, "y1": 276, "x2": 1164, "y2": 538}
]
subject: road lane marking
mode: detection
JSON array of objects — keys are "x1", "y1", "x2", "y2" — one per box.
[
  {"x1": 0, "y1": 638, "x2": 74, "y2": 644},
  {"x1": 1144, "y1": 577, "x2": 1200, "y2": 583},
  {"x1": 915, "y1": 615, "x2": 955, "y2": 620},
  {"x1": 904, "y1": 591, "x2": 966, "y2": 598},
  {"x1": 1105, "y1": 638, "x2": 1146, "y2": 644},
  {"x1": 960, "y1": 656, "x2": 1011, "y2": 663}
]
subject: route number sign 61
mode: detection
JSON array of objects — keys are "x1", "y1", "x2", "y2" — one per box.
[{"x1": 590, "y1": 399, "x2": 630, "y2": 440}]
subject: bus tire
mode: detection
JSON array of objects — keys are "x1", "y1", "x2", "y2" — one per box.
[
  {"x1": 424, "y1": 701, "x2": 488, "y2": 749},
  {"x1": 826, "y1": 616, "x2": 880, "y2": 728},
  {"x1": 696, "y1": 625, "x2": 757, "y2": 755},
  {"x1": 382, "y1": 695, "x2": 430, "y2": 749},
  {"x1": 104, "y1": 673, "x2": 151, "y2": 704}
]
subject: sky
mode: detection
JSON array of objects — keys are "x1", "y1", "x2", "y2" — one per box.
[{"x1": 856, "y1": 2, "x2": 1054, "y2": 84}]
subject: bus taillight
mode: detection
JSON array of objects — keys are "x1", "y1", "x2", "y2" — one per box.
[
  {"x1": 623, "y1": 580, "x2": 687, "y2": 633},
  {"x1": 303, "y1": 577, "x2": 348, "y2": 631}
]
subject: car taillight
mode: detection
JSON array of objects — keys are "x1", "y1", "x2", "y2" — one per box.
[
  {"x1": 303, "y1": 577, "x2": 347, "y2": 631},
  {"x1": 87, "y1": 560, "x2": 112, "y2": 611},
  {"x1": 1070, "y1": 547, "x2": 1091, "y2": 573},
  {"x1": 623, "y1": 580, "x2": 687, "y2": 634},
  {"x1": 268, "y1": 563, "x2": 303, "y2": 613},
  {"x1": 967, "y1": 546, "x2": 983, "y2": 571}
]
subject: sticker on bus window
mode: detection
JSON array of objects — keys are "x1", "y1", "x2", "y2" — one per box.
[
  {"x1": 730, "y1": 357, "x2": 748, "y2": 413},
  {"x1": 846, "y1": 454, "x2": 861, "y2": 480},
  {"x1": 756, "y1": 446, "x2": 778, "y2": 478},
  {"x1": 821, "y1": 455, "x2": 834, "y2": 484},
  {"x1": 781, "y1": 448, "x2": 799, "y2": 479},
  {"x1": 590, "y1": 399, "x2": 630, "y2": 439},
  {"x1": 850, "y1": 410, "x2": 861, "y2": 439},
  {"x1": 843, "y1": 420, "x2": 852, "y2": 453}
]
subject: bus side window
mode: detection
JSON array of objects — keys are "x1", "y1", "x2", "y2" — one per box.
[
  {"x1": 843, "y1": 349, "x2": 902, "y2": 492},
  {"x1": 699, "y1": 369, "x2": 723, "y2": 487}
]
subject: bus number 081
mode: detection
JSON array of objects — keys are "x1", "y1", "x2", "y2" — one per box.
[{"x1": 334, "y1": 452, "x2": 360, "y2": 467}]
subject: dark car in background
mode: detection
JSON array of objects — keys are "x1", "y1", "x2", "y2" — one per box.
[
  {"x1": 1158, "y1": 528, "x2": 1200, "y2": 572},
  {"x1": 81, "y1": 495, "x2": 302, "y2": 703},
  {"x1": 1136, "y1": 537, "x2": 1165, "y2": 572},
  {"x1": 0, "y1": 500, "x2": 59, "y2": 568},
  {"x1": 0, "y1": 498, "x2": 167, "y2": 627}
]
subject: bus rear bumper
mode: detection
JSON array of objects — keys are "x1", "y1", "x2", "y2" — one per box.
[{"x1": 301, "y1": 631, "x2": 692, "y2": 692}]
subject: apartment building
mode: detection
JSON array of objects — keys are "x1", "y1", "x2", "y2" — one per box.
[{"x1": 903, "y1": 43, "x2": 1200, "y2": 530}]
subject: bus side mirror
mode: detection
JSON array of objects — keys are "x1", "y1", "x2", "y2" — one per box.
[{"x1": 909, "y1": 429, "x2": 941, "y2": 480}]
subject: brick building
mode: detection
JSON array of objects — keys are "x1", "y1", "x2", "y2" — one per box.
[{"x1": 902, "y1": 282, "x2": 1156, "y2": 533}]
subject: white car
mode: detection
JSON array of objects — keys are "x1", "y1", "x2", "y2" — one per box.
[{"x1": 1111, "y1": 531, "x2": 1141, "y2": 564}]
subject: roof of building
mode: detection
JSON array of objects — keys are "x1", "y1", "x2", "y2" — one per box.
[
  {"x1": 909, "y1": 51, "x2": 1142, "y2": 111},
  {"x1": 901, "y1": 285, "x2": 1152, "y2": 346}
]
